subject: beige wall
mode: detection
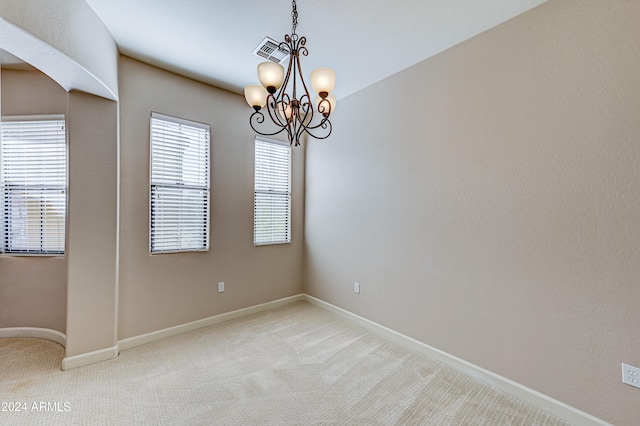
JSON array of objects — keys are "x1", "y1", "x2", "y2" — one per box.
[
  {"x1": 65, "y1": 90, "x2": 118, "y2": 356},
  {"x1": 0, "y1": 69, "x2": 119, "y2": 356},
  {"x1": 0, "y1": 69, "x2": 68, "y2": 333},
  {"x1": 117, "y1": 57, "x2": 304, "y2": 339},
  {"x1": 0, "y1": 57, "x2": 306, "y2": 353},
  {"x1": 304, "y1": 1, "x2": 640, "y2": 424}
]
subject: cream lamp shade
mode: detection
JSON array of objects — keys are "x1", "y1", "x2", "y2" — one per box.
[
  {"x1": 258, "y1": 62, "x2": 285, "y2": 93},
  {"x1": 276, "y1": 101, "x2": 293, "y2": 121},
  {"x1": 310, "y1": 67, "x2": 336, "y2": 96},
  {"x1": 244, "y1": 85, "x2": 268, "y2": 110}
]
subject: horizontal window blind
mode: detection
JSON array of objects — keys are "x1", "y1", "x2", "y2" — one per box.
[
  {"x1": 1, "y1": 118, "x2": 66, "y2": 255},
  {"x1": 254, "y1": 138, "x2": 291, "y2": 245},
  {"x1": 150, "y1": 113, "x2": 210, "y2": 254}
]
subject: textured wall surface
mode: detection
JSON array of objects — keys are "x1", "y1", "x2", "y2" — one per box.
[
  {"x1": 65, "y1": 90, "x2": 118, "y2": 356},
  {"x1": 304, "y1": 1, "x2": 640, "y2": 424},
  {"x1": 0, "y1": 70, "x2": 68, "y2": 333},
  {"x1": 117, "y1": 57, "x2": 304, "y2": 339}
]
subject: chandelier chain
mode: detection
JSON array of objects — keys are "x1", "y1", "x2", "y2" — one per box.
[{"x1": 291, "y1": 0, "x2": 298, "y2": 35}]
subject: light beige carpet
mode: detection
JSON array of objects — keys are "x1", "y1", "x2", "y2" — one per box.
[{"x1": 1, "y1": 301, "x2": 571, "y2": 425}]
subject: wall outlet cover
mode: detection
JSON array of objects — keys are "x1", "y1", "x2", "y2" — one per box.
[
  {"x1": 622, "y1": 363, "x2": 640, "y2": 389},
  {"x1": 217, "y1": 282, "x2": 224, "y2": 293},
  {"x1": 354, "y1": 282, "x2": 360, "y2": 294}
]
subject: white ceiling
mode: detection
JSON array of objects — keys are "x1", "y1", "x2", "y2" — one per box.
[{"x1": 82, "y1": 0, "x2": 547, "y2": 99}]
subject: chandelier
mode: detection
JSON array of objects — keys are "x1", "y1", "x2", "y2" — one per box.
[{"x1": 243, "y1": 0, "x2": 336, "y2": 146}]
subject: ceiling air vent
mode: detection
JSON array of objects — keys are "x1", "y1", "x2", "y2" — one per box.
[{"x1": 253, "y1": 36, "x2": 289, "y2": 64}]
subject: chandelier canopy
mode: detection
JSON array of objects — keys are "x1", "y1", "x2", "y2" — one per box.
[{"x1": 244, "y1": 0, "x2": 336, "y2": 146}]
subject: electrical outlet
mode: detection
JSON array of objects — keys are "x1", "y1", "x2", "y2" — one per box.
[
  {"x1": 622, "y1": 363, "x2": 640, "y2": 389},
  {"x1": 217, "y1": 282, "x2": 224, "y2": 293},
  {"x1": 354, "y1": 282, "x2": 360, "y2": 294}
]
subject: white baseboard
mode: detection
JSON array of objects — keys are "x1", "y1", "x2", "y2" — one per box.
[
  {"x1": 59, "y1": 294, "x2": 305, "y2": 370},
  {"x1": 62, "y1": 345, "x2": 119, "y2": 371},
  {"x1": 0, "y1": 327, "x2": 66, "y2": 347},
  {"x1": 118, "y1": 294, "x2": 305, "y2": 351},
  {"x1": 302, "y1": 294, "x2": 609, "y2": 426}
]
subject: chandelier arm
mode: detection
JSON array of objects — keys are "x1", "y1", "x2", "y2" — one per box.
[
  {"x1": 297, "y1": 37, "x2": 308, "y2": 57},
  {"x1": 302, "y1": 116, "x2": 333, "y2": 132},
  {"x1": 293, "y1": 38, "x2": 311, "y2": 103},
  {"x1": 301, "y1": 120, "x2": 333, "y2": 141},
  {"x1": 287, "y1": 120, "x2": 299, "y2": 147},
  {"x1": 284, "y1": 120, "x2": 296, "y2": 146},
  {"x1": 263, "y1": 105, "x2": 287, "y2": 130},
  {"x1": 294, "y1": 121, "x2": 306, "y2": 146},
  {"x1": 302, "y1": 95, "x2": 330, "y2": 129},
  {"x1": 265, "y1": 93, "x2": 291, "y2": 128},
  {"x1": 277, "y1": 38, "x2": 296, "y2": 98},
  {"x1": 296, "y1": 92, "x2": 315, "y2": 127},
  {"x1": 290, "y1": 81, "x2": 334, "y2": 143},
  {"x1": 299, "y1": 92, "x2": 312, "y2": 110},
  {"x1": 249, "y1": 111, "x2": 289, "y2": 137},
  {"x1": 317, "y1": 97, "x2": 332, "y2": 116}
]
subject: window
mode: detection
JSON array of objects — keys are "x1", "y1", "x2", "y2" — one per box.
[
  {"x1": 254, "y1": 137, "x2": 291, "y2": 245},
  {"x1": 150, "y1": 113, "x2": 210, "y2": 254},
  {"x1": 1, "y1": 117, "x2": 67, "y2": 255}
]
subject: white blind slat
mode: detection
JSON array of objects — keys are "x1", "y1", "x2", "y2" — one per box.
[
  {"x1": 254, "y1": 138, "x2": 291, "y2": 245},
  {"x1": 150, "y1": 115, "x2": 210, "y2": 254},
  {"x1": 1, "y1": 118, "x2": 66, "y2": 255}
]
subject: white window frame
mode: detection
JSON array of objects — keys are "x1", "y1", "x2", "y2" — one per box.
[
  {"x1": 254, "y1": 136, "x2": 291, "y2": 246},
  {"x1": 1, "y1": 115, "x2": 67, "y2": 256},
  {"x1": 149, "y1": 112, "x2": 210, "y2": 254}
]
